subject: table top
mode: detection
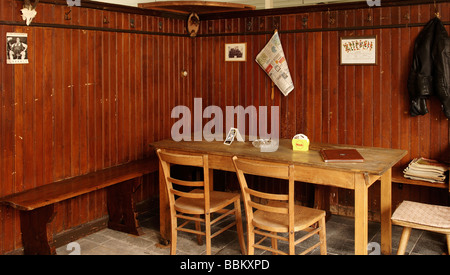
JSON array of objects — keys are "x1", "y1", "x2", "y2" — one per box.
[{"x1": 150, "y1": 138, "x2": 407, "y2": 176}]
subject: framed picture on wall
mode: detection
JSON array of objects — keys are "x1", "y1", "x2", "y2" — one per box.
[
  {"x1": 225, "y1": 43, "x2": 247, "y2": 62},
  {"x1": 6, "y1": 33, "x2": 29, "y2": 64},
  {"x1": 340, "y1": 35, "x2": 377, "y2": 65}
]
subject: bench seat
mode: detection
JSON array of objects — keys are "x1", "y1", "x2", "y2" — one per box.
[{"x1": 0, "y1": 157, "x2": 158, "y2": 255}]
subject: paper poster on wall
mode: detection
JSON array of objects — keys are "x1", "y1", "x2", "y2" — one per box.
[
  {"x1": 6, "y1": 33, "x2": 28, "y2": 64},
  {"x1": 255, "y1": 31, "x2": 294, "y2": 96}
]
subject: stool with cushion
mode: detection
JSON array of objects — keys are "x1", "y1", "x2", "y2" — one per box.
[{"x1": 391, "y1": 200, "x2": 450, "y2": 255}]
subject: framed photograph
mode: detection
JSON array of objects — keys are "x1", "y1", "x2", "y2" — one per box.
[
  {"x1": 225, "y1": 43, "x2": 247, "y2": 62},
  {"x1": 340, "y1": 36, "x2": 377, "y2": 65},
  {"x1": 6, "y1": 33, "x2": 29, "y2": 64}
]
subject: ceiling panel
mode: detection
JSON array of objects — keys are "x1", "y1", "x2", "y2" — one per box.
[{"x1": 92, "y1": 0, "x2": 361, "y2": 9}]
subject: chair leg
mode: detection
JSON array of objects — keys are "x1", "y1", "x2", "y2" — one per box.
[
  {"x1": 205, "y1": 213, "x2": 212, "y2": 255},
  {"x1": 195, "y1": 215, "x2": 203, "y2": 245},
  {"x1": 247, "y1": 225, "x2": 255, "y2": 255},
  {"x1": 397, "y1": 227, "x2": 412, "y2": 255},
  {"x1": 234, "y1": 200, "x2": 247, "y2": 255},
  {"x1": 170, "y1": 215, "x2": 177, "y2": 255},
  {"x1": 288, "y1": 231, "x2": 295, "y2": 255},
  {"x1": 318, "y1": 217, "x2": 327, "y2": 255},
  {"x1": 271, "y1": 232, "x2": 278, "y2": 255}
]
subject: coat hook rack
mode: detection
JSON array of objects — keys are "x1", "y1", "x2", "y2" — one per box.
[
  {"x1": 302, "y1": 16, "x2": 308, "y2": 28},
  {"x1": 273, "y1": 17, "x2": 280, "y2": 31},
  {"x1": 366, "y1": 12, "x2": 373, "y2": 23},
  {"x1": 326, "y1": 9, "x2": 335, "y2": 25},
  {"x1": 64, "y1": 9, "x2": 72, "y2": 20},
  {"x1": 434, "y1": 0, "x2": 440, "y2": 18}
]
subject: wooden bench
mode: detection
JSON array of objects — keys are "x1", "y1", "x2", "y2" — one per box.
[{"x1": 0, "y1": 157, "x2": 158, "y2": 255}]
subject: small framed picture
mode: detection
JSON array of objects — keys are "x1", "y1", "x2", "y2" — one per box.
[
  {"x1": 225, "y1": 43, "x2": 247, "y2": 62},
  {"x1": 6, "y1": 33, "x2": 29, "y2": 64},
  {"x1": 340, "y1": 35, "x2": 377, "y2": 65}
]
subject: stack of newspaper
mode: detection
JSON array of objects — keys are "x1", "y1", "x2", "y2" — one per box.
[{"x1": 403, "y1": 157, "x2": 449, "y2": 183}]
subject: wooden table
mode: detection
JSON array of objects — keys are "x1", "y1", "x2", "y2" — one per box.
[{"x1": 151, "y1": 138, "x2": 407, "y2": 255}]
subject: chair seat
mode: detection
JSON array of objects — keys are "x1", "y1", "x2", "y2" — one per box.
[
  {"x1": 392, "y1": 201, "x2": 450, "y2": 233},
  {"x1": 253, "y1": 201, "x2": 326, "y2": 233},
  {"x1": 175, "y1": 189, "x2": 240, "y2": 215}
]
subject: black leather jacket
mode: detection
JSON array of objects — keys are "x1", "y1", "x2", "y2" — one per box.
[{"x1": 408, "y1": 17, "x2": 450, "y2": 119}]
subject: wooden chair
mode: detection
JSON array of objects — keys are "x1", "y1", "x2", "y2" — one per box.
[
  {"x1": 232, "y1": 156, "x2": 327, "y2": 255},
  {"x1": 156, "y1": 149, "x2": 246, "y2": 255},
  {"x1": 391, "y1": 200, "x2": 450, "y2": 255}
]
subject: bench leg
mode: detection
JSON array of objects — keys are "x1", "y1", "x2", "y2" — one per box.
[
  {"x1": 446, "y1": 234, "x2": 450, "y2": 255},
  {"x1": 19, "y1": 204, "x2": 56, "y2": 255},
  {"x1": 107, "y1": 177, "x2": 144, "y2": 236}
]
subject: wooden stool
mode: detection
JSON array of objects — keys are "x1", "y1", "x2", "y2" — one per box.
[{"x1": 391, "y1": 201, "x2": 450, "y2": 255}]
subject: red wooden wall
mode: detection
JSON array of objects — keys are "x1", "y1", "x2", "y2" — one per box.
[
  {"x1": 191, "y1": 2, "x2": 450, "y2": 218},
  {"x1": 0, "y1": 1, "x2": 190, "y2": 254},
  {"x1": 1, "y1": 0, "x2": 449, "y2": 254}
]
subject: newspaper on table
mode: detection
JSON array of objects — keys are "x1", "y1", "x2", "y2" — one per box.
[{"x1": 255, "y1": 31, "x2": 294, "y2": 97}]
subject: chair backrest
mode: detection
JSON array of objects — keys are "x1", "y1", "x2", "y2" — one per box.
[
  {"x1": 157, "y1": 149, "x2": 210, "y2": 212},
  {"x1": 232, "y1": 156, "x2": 295, "y2": 232}
]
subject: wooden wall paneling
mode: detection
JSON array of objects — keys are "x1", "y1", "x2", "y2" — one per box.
[
  {"x1": 1, "y1": 0, "x2": 449, "y2": 254},
  {"x1": 381, "y1": 8, "x2": 393, "y2": 150},
  {"x1": 390, "y1": 8, "x2": 401, "y2": 152},
  {"x1": 163, "y1": 18, "x2": 170, "y2": 140},
  {"x1": 0, "y1": 1, "x2": 193, "y2": 254},
  {"x1": 96, "y1": 9, "x2": 106, "y2": 221},
  {"x1": 78, "y1": 8, "x2": 90, "y2": 232},
  {"x1": 1, "y1": 20, "x2": 16, "y2": 252},
  {"x1": 155, "y1": 19, "x2": 163, "y2": 141},
  {"x1": 321, "y1": 12, "x2": 330, "y2": 144},
  {"x1": 408, "y1": 5, "x2": 420, "y2": 163},
  {"x1": 398, "y1": 5, "x2": 411, "y2": 167},
  {"x1": 193, "y1": 3, "x2": 450, "y2": 217},
  {"x1": 129, "y1": 26, "x2": 137, "y2": 161},
  {"x1": 336, "y1": 10, "x2": 347, "y2": 146},
  {"x1": 315, "y1": 12, "x2": 324, "y2": 142},
  {"x1": 418, "y1": 7, "x2": 432, "y2": 161},
  {"x1": 103, "y1": 12, "x2": 111, "y2": 169},
  {"x1": 285, "y1": 15, "x2": 296, "y2": 139},
  {"x1": 139, "y1": 16, "x2": 149, "y2": 202}
]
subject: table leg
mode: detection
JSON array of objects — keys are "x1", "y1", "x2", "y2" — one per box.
[
  {"x1": 159, "y1": 161, "x2": 171, "y2": 244},
  {"x1": 380, "y1": 168, "x2": 392, "y2": 255},
  {"x1": 354, "y1": 179, "x2": 368, "y2": 255}
]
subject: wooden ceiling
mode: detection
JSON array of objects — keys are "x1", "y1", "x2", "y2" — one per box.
[{"x1": 138, "y1": 1, "x2": 256, "y2": 15}]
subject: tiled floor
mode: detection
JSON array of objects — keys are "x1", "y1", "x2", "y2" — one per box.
[{"x1": 55, "y1": 205, "x2": 448, "y2": 255}]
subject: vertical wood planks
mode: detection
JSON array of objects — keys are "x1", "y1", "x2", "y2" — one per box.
[
  {"x1": 0, "y1": 1, "x2": 449, "y2": 254},
  {"x1": 193, "y1": 3, "x2": 450, "y2": 219},
  {"x1": 0, "y1": 2, "x2": 190, "y2": 254}
]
